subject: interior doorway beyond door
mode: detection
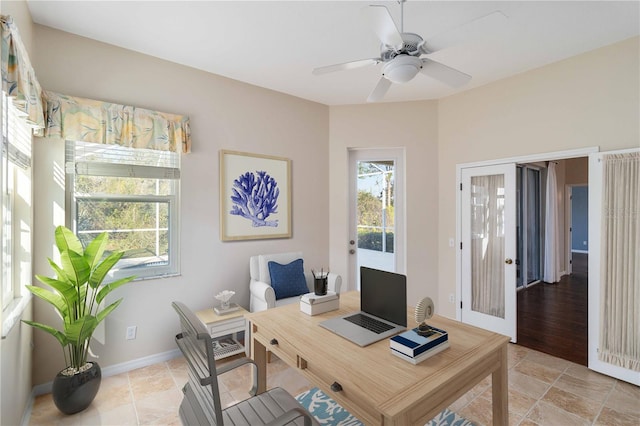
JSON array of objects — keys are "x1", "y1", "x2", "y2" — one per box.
[
  {"x1": 517, "y1": 253, "x2": 588, "y2": 365},
  {"x1": 516, "y1": 157, "x2": 589, "y2": 365}
]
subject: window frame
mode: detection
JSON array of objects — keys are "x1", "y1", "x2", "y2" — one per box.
[
  {"x1": 65, "y1": 141, "x2": 181, "y2": 281},
  {"x1": 1, "y1": 92, "x2": 34, "y2": 337}
]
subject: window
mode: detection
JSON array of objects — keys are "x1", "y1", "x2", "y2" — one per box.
[
  {"x1": 1, "y1": 92, "x2": 33, "y2": 334},
  {"x1": 65, "y1": 140, "x2": 180, "y2": 280}
]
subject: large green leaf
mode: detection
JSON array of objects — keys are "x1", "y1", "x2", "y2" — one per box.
[
  {"x1": 54, "y1": 226, "x2": 83, "y2": 256},
  {"x1": 60, "y1": 250, "x2": 90, "y2": 287},
  {"x1": 47, "y1": 258, "x2": 69, "y2": 282},
  {"x1": 21, "y1": 320, "x2": 68, "y2": 347},
  {"x1": 96, "y1": 276, "x2": 135, "y2": 304},
  {"x1": 65, "y1": 316, "x2": 98, "y2": 346},
  {"x1": 26, "y1": 285, "x2": 68, "y2": 317},
  {"x1": 35, "y1": 275, "x2": 78, "y2": 308},
  {"x1": 89, "y1": 251, "x2": 124, "y2": 289},
  {"x1": 84, "y1": 232, "x2": 107, "y2": 271}
]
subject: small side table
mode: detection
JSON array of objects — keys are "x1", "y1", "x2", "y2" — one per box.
[{"x1": 195, "y1": 306, "x2": 249, "y2": 360}]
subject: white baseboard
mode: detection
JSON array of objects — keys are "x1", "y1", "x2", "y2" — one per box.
[
  {"x1": 32, "y1": 348, "x2": 181, "y2": 396},
  {"x1": 101, "y1": 348, "x2": 182, "y2": 378}
]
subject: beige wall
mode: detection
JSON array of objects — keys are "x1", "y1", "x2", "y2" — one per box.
[
  {"x1": 31, "y1": 25, "x2": 330, "y2": 385},
  {"x1": 437, "y1": 36, "x2": 639, "y2": 318},
  {"x1": 329, "y1": 101, "x2": 440, "y2": 308},
  {"x1": 0, "y1": 1, "x2": 35, "y2": 425}
]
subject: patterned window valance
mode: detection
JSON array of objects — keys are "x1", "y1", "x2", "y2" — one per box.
[
  {"x1": 44, "y1": 91, "x2": 191, "y2": 153},
  {"x1": 0, "y1": 15, "x2": 45, "y2": 134}
]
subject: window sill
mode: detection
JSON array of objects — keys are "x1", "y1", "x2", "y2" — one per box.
[
  {"x1": 134, "y1": 272, "x2": 181, "y2": 282},
  {"x1": 2, "y1": 294, "x2": 32, "y2": 339}
]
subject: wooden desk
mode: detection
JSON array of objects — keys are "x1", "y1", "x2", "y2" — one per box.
[{"x1": 247, "y1": 291, "x2": 510, "y2": 426}]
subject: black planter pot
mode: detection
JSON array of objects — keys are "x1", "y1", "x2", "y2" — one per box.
[{"x1": 52, "y1": 362, "x2": 102, "y2": 415}]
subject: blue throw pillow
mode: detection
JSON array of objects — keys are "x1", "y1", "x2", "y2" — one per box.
[{"x1": 268, "y1": 259, "x2": 308, "y2": 300}]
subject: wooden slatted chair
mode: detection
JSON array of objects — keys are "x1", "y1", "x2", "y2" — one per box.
[{"x1": 172, "y1": 301, "x2": 318, "y2": 426}]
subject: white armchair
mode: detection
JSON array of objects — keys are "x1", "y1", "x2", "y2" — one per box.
[{"x1": 249, "y1": 252, "x2": 342, "y2": 312}]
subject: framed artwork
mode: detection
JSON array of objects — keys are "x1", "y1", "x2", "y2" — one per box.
[{"x1": 219, "y1": 150, "x2": 291, "y2": 241}]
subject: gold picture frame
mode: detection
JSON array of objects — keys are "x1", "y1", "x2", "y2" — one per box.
[{"x1": 219, "y1": 150, "x2": 291, "y2": 241}]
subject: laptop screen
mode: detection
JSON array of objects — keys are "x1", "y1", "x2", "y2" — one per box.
[{"x1": 360, "y1": 267, "x2": 407, "y2": 327}]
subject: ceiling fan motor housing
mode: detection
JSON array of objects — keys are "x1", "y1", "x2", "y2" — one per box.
[{"x1": 383, "y1": 55, "x2": 422, "y2": 83}]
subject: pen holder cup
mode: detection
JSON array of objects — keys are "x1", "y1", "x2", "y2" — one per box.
[{"x1": 314, "y1": 277, "x2": 328, "y2": 296}]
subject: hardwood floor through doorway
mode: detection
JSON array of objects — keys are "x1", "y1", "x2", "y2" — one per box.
[{"x1": 517, "y1": 253, "x2": 588, "y2": 365}]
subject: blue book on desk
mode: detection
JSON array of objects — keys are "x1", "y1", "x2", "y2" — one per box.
[{"x1": 390, "y1": 325, "x2": 448, "y2": 358}]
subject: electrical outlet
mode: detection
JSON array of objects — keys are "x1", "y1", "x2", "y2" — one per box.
[
  {"x1": 126, "y1": 326, "x2": 137, "y2": 340},
  {"x1": 449, "y1": 293, "x2": 455, "y2": 303},
  {"x1": 583, "y1": 241, "x2": 587, "y2": 245}
]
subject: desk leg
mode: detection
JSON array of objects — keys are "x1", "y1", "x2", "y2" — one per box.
[
  {"x1": 492, "y1": 344, "x2": 509, "y2": 426},
  {"x1": 251, "y1": 327, "x2": 267, "y2": 394}
]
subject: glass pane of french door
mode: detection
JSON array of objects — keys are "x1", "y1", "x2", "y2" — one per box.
[{"x1": 470, "y1": 174, "x2": 506, "y2": 318}]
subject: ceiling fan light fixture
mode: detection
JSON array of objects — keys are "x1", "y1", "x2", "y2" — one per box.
[{"x1": 383, "y1": 55, "x2": 422, "y2": 84}]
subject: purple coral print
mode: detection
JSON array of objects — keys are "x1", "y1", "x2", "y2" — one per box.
[{"x1": 230, "y1": 170, "x2": 280, "y2": 227}]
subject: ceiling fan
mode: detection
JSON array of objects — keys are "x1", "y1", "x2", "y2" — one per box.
[{"x1": 313, "y1": 0, "x2": 480, "y2": 102}]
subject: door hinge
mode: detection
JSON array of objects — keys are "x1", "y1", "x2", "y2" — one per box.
[
  {"x1": 460, "y1": 242, "x2": 463, "y2": 250},
  {"x1": 460, "y1": 301, "x2": 463, "y2": 309},
  {"x1": 460, "y1": 183, "x2": 462, "y2": 191}
]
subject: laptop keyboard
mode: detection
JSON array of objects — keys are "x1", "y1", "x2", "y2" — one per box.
[{"x1": 344, "y1": 313, "x2": 395, "y2": 334}]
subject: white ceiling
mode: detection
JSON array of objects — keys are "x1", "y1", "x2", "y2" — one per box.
[{"x1": 26, "y1": 1, "x2": 640, "y2": 106}]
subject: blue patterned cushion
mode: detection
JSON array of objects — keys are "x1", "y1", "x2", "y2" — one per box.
[
  {"x1": 268, "y1": 259, "x2": 308, "y2": 300},
  {"x1": 295, "y1": 387, "x2": 475, "y2": 426},
  {"x1": 296, "y1": 387, "x2": 363, "y2": 426}
]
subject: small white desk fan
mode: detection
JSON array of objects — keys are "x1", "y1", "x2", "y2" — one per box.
[{"x1": 414, "y1": 297, "x2": 435, "y2": 336}]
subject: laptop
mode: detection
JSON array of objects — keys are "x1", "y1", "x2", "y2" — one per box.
[{"x1": 319, "y1": 267, "x2": 407, "y2": 346}]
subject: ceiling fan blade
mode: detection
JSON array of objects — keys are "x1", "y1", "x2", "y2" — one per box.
[
  {"x1": 423, "y1": 10, "x2": 508, "y2": 53},
  {"x1": 313, "y1": 58, "x2": 380, "y2": 75},
  {"x1": 367, "y1": 77, "x2": 392, "y2": 102},
  {"x1": 420, "y1": 58, "x2": 471, "y2": 88},
  {"x1": 363, "y1": 5, "x2": 404, "y2": 50}
]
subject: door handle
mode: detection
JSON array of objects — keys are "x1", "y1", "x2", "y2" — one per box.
[{"x1": 505, "y1": 258, "x2": 513, "y2": 265}]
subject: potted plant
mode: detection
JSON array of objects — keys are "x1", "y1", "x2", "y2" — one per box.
[{"x1": 23, "y1": 226, "x2": 135, "y2": 414}]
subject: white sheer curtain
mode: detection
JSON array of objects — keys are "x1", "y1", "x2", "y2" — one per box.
[
  {"x1": 543, "y1": 162, "x2": 561, "y2": 283},
  {"x1": 599, "y1": 152, "x2": 639, "y2": 371},
  {"x1": 471, "y1": 175, "x2": 505, "y2": 318}
]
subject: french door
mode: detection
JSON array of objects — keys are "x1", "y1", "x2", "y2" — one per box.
[
  {"x1": 460, "y1": 164, "x2": 517, "y2": 341},
  {"x1": 588, "y1": 148, "x2": 639, "y2": 385}
]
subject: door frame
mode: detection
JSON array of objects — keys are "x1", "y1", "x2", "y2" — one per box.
[
  {"x1": 455, "y1": 147, "x2": 598, "y2": 322},
  {"x1": 348, "y1": 148, "x2": 406, "y2": 290}
]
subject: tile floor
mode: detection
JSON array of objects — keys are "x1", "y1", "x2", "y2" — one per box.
[{"x1": 28, "y1": 344, "x2": 639, "y2": 426}]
